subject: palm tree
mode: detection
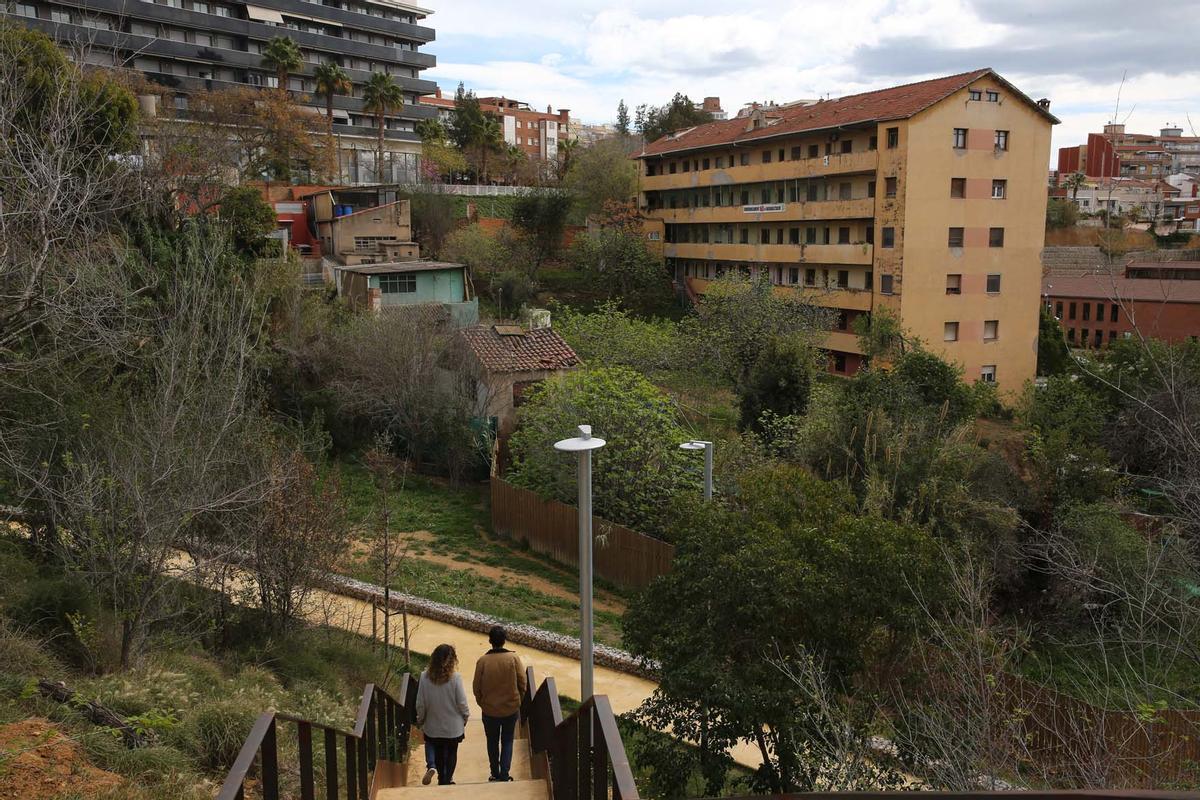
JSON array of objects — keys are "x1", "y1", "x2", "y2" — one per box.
[
  {"x1": 262, "y1": 36, "x2": 302, "y2": 94},
  {"x1": 313, "y1": 61, "x2": 351, "y2": 136},
  {"x1": 1064, "y1": 170, "x2": 1087, "y2": 200},
  {"x1": 471, "y1": 113, "x2": 502, "y2": 183},
  {"x1": 362, "y1": 72, "x2": 404, "y2": 182}
]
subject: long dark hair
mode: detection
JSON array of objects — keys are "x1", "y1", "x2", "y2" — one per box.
[{"x1": 428, "y1": 643, "x2": 458, "y2": 685}]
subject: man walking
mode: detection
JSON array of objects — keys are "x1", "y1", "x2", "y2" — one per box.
[{"x1": 472, "y1": 625, "x2": 527, "y2": 782}]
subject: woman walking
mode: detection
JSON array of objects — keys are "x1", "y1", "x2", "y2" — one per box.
[{"x1": 416, "y1": 644, "x2": 469, "y2": 785}]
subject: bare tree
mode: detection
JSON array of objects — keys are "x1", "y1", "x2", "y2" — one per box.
[
  {"x1": 10, "y1": 227, "x2": 273, "y2": 668},
  {"x1": 249, "y1": 449, "x2": 350, "y2": 633},
  {"x1": 316, "y1": 308, "x2": 494, "y2": 482},
  {"x1": 365, "y1": 436, "x2": 413, "y2": 664}
]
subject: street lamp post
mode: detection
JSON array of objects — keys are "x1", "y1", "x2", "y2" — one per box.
[
  {"x1": 554, "y1": 424, "x2": 606, "y2": 700},
  {"x1": 680, "y1": 440, "x2": 714, "y2": 501}
]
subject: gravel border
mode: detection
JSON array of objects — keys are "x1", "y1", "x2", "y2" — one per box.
[{"x1": 324, "y1": 572, "x2": 660, "y2": 680}]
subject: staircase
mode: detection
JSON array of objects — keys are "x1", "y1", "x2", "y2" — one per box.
[
  {"x1": 217, "y1": 668, "x2": 637, "y2": 800},
  {"x1": 376, "y1": 699, "x2": 546, "y2": 799}
]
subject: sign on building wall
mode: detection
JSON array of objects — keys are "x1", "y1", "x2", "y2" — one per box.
[{"x1": 743, "y1": 203, "x2": 786, "y2": 214}]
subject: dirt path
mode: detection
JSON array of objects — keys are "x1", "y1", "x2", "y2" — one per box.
[{"x1": 348, "y1": 532, "x2": 628, "y2": 615}]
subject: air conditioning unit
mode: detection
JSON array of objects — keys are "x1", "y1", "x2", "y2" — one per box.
[{"x1": 823, "y1": 155, "x2": 830, "y2": 166}]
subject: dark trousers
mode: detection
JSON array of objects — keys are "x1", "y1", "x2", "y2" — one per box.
[
  {"x1": 482, "y1": 712, "x2": 519, "y2": 779},
  {"x1": 426, "y1": 736, "x2": 460, "y2": 785}
]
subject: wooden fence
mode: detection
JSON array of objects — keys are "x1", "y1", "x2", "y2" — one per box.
[
  {"x1": 1000, "y1": 672, "x2": 1200, "y2": 787},
  {"x1": 490, "y1": 477, "x2": 674, "y2": 590}
]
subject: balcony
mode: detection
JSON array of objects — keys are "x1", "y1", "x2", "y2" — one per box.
[
  {"x1": 664, "y1": 240, "x2": 872, "y2": 266},
  {"x1": 642, "y1": 149, "x2": 878, "y2": 191},
  {"x1": 824, "y1": 330, "x2": 867, "y2": 355},
  {"x1": 687, "y1": 278, "x2": 874, "y2": 312},
  {"x1": 651, "y1": 198, "x2": 874, "y2": 225}
]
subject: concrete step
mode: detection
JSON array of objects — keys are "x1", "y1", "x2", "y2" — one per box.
[
  {"x1": 377, "y1": 778, "x2": 547, "y2": 799},
  {"x1": 407, "y1": 725, "x2": 532, "y2": 784}
]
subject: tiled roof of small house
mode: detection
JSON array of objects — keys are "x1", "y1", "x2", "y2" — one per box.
[{"x1": 461, "y1": 324, "x2": 581, "y2": 373}]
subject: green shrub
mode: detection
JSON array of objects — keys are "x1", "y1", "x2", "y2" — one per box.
[
  {"x1": 0, "y1": 617, "x2": 60, "y2": 678},
  {"x1": 176, "y1": 700, "x2": 257, "y2": 770}
]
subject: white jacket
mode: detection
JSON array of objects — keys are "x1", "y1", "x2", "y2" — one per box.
[{"x1": 416, "y1": 671, "x2": 469, "y2": 739}]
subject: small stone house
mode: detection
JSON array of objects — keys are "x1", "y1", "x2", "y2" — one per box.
[{"x1": 460, "y1": 322, "x2": 580, "y2": 439}]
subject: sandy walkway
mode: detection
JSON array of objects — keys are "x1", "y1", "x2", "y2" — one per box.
[{"x1": 169, "y1": 552, "x2": 761, "y2": 768}]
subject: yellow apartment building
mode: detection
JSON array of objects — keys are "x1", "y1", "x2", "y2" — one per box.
[{"x1": 636, "y1": 68, "x2": 1056, "y2": 395}]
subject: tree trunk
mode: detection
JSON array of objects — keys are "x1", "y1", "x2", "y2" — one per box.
[
  {"x1": 38, "y1": 680, "x2": 150, "y2": 748},
  {"x1": 377, "y1": 111, "x2": 386, "y2": 183},
  {"x1": 754, "y1": 726, "x2": 782, "y2": 794}
]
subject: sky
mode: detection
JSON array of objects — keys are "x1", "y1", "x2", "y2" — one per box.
[{"x1": 421, "y1": 0, "x2": 1200, "y2": 167}]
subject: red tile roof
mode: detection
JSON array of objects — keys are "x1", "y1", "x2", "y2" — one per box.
[
  {"x1": 638, "y1": 68, "x2": 1057, "y2": 158},
  {"x1": 1044, "y1": 274, "x2": 1200, "y2": 304},
  {"x1": 461, "y1": 325, "x2": 580, "y2": 373}
]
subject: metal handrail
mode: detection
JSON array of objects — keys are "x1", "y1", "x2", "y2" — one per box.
[
  {"x1": 217, "y1": 675, "x2": 417, "y2": 800},
  {"x1": 523, "y1": 667, "x2": 639, "y2": 800}
]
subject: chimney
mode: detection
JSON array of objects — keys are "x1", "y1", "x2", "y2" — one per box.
[
  {"x1": 434, "y1": 86, "x2": 442, "y2": 99},
  {"x1": 702, "y1": 96, "x2": 721, "y2": 112},
  {"x1": 1036, "y1": 98, "x2": 1051, "y2": 111}
]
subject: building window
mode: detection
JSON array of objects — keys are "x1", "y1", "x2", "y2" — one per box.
[
  {"x1": 379, "y1": 273, "x2": 416, "y2": 294},
  {"x1": 1096, "y1": 302, "x2": 1105, "y2": 322},
  {"x1": 837, "y1": 269, "x2": 849, "y2": 288},
  {"x1": 762, "y1": 150, "x2": 771, "y2": 164},
  {"x1": 951, "y1": 178, "x2": 966, "y2": 198},
  {"x1": 867, "y1": 181, "x2": 876, "y2": 198},
  {"x1": 946, "y1": 274, "x2": 961, "y2": 295},
  {"x1": 50, "y1": 9, "x2": 71, "y2": 22},
  {"x1": 986, "y1": 90, "x2": 999, "y2": 102},
  {"x1": 805, "y1": 227, "x2": 817, "y2": 244},
  {"x1": 808, "y1": 144, "x2": 819, "y2": 158},
  {"x1": 865, "y1": 226, "x2": 874, "y2": 245},
  {"x1": 865, "y1": 271, "x2": 873, "y2": 289},
  {"x1": 1068, "y1": 302, "x2": 1076, "y2": 320},
  {"x1": 989, "y1": 227, "x2": 1005, "y2": 247},
  {"x1": 1109, "y1": 330, "x2": 1117, "y2": 343},
  {"x1": 953, "y1": 128, "x2": 967, "y2": 149},
  {"x1": 1068, "y1": 328, "x2": 1076, "y2": 343},
  {"x1": 789, "y1": 228, "x2": 800, "y2": 245},
  {"x1": 882, "y1": 227, "x2": 895, "y2": 248},
  {"x1": 833, "y1": 353, "x2": 847, "y2": 373},
  {"x1": 789, "y1": 267, "x2": 799, "y2": 284},
  {"x1": 986, "y1": 273, "x2": 1001, "y2": 293},
  {"x1": 869, "y1": 135, "x2": 878, "y2": 150},
  {"x1": 841, "y1": 139, "x2": 853, "y2": 154},
  {"x1": 1055, "y1": 301, "x2": 1063, "y2": 319},
  {"x1": 778, "y1": 148, "x2": 785, "y2": 162},
  {"x1": 969, "y1": 89, "x2": 982, "y2": 101},
  {"x1": 994, "y1": 130, "x2": 1009, "y2": 150},
  {"x1": 948, "y1": 227, "x2": 964, "y2": 248},
  {"x1": 838, "y1": 227, "x2": 850, "y2": 244},
  {"x1": 14, "y1": 2, "x2": 37, "y2": 16},
  {"x1": 886, "y1": 127, "x2": 898, "y2": 148},
  {"x1": 702, "y1": 158, "x2": 710, "y2": 170},
  {"x1": 1082, "y1": 302, "x2": 1090, "y2": 321},
  {"x1": 804, "y1": 268, "x2": 816, "y2": 286},
  {"x1": 984, "y1": 320, "x2": 999, "y2": 341},
  {"x1": 838, "y1": 182, "x2": 852, "y2": 200},
  {"x1": 669, "y1": 163, "x2": 676, "y2": 174},
  {"x1": 1111, "y1": 304, "x2": 1119, "y2": 323},
  {"x1": 790, "y1": 146, "x2": 801, "y2": 160},
  {"x1": 980, "y1": 365, "x2": 996, "y2": 383},
  {"x1": 944, "y1": 321, "x2": 959, "y2": 342},
  {"x1": 1081, "y1": 328, "x2": 1089, "y2": 347},
  {"x1": 885, "y1": 177, "x2": 897, "y2": 197},
  {"x1": 740, "y1": 228, "x2": 749, "y2": 244},
  {"x1": 880, "y1": 274, "x2": 894, "y2": 295},
  {"x1": 740, "y1": 153, "x2": 749, "y2": 166},
  {"x1": 682, "y1": 161, "x2": 690, "y2": 172},
  {"x1": 759, "y1": 229, "x2": 770, "y2": 244},
  {"x1": 992, "y1": 179, "x2": 1007, "y2": 199}
]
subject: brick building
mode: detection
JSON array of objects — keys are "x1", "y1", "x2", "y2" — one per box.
[
  {"x1": 1044, "y1": 270, "x2": 1200, "y2": 348},
  {"x1": 418, "y1": 87, "x2": 570, "y2": 163},
  {"x1": 637, "y1": 68, "x2": 1056, "y2": 394},
  {"x1": 1057, "y1": 124, "x2": 1200, "y2": 179}
]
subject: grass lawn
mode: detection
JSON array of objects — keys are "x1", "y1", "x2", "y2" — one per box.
[{"x1": 337, "y1": 459, "x2": 629, "y2": 648}]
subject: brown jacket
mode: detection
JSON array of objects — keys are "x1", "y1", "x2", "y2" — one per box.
[{"x1": 472, "y1": 648, "x2": 527, "y2": 717}]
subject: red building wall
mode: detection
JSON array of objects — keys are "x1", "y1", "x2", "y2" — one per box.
[{"x1": 1048, "y1": 296, "x2": 1200, "y2": 346}]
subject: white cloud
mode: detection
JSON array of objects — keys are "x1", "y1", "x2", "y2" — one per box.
[{"x1": 421, "y1": 0, "x2": 1199, "y2": 165}]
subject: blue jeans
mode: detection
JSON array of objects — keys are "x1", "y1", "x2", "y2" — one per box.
[
  {"x1": 424, "y1": 740, "x2": 435, "y2": 768},
  {"x1": 482, "y1": 712, "x2": 518, "y2": 779}
]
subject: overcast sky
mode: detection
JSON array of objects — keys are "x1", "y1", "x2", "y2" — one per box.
[{"x1": 423, "y1": 0, "x2": 1200, "y2": 167}]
